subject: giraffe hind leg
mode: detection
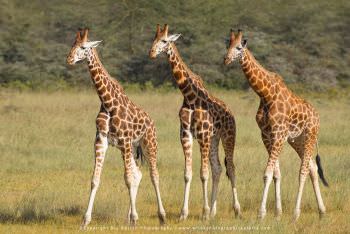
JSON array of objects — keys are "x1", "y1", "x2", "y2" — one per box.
[
  {"x1": 140, "y1": 126, "x2": 166, "y2": 224},
  {"x1": 208, "y1": 136, "x2": 221, "y2": 218},
  {"x1": 222, "y1": 134, "x2": 241, "y2": 218},
  {"x1": 289, "y1": 132, "x2": 326, "y2": 220}
]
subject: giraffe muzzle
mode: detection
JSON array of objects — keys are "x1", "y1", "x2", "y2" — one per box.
[
  {"x1": 67, "y1": 57, "x2": 75, "y2": 65},
  {"x1": 149, "y1": 50, "x2": 157, "y2": 59},
  {"x1": 224, "y1": 56, "x2": 232, "y2": 65}
]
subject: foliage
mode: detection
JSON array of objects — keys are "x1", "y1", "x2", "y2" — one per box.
[{"x1": 0, "y1": 0, "x2": 349, "y2": 91}]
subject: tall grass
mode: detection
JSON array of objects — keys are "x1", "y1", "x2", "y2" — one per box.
[{"x1": 0, "y1": 90, "x2": 349, "y2": 233}]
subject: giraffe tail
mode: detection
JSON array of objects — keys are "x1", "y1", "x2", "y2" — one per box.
[
  {"x1": 135, "y1": 145, "x2": 145, "y2": 167},
  {"x1": 316, "y1": 154, "x2": 329, "y2": 187}
]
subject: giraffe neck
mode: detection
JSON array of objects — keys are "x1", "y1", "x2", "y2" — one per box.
[
  {"x1": 239, "y1": 49, "x2": 274, "y2": 100},
  {"x1": 166, "y1": 43, "x2": 207, "y2": 101},
  {"x1": 86, "y1": 48, "x2": 123, "y2": 109}
]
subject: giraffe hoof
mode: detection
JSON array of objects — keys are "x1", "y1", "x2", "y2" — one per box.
[
  {"x1": 158, "y1": 211, "x2": 166, "y2": 225},
  {"x1": 129, "y1": 218, "x2": 138, "y2": 227},
  {"x1": 258, "y1": 210, "x2": 266, "y2": 220},
  {"x1": 275, "y1": 209, "x2": 282, "y2": 219},
  {"x1": 233, "y1": 203, "x2": 241, "y2": 218},
  {"x1": 80, "y1": 224, "x2": 87, "y2": 231},
  {"x1": 209, "y1": 209, "x2": 216, "y2": 219},
  {"x1": 319, "y1": 211, "x2": 326, "y2": 220},
  {"x1": 202, "y1": 207, "x2": 210, "y2": 220},
  {"x1": 179, "y1": 210, "x2": 188, "y2": 221},
  {"x1": 80, "y1": 215, "x2": 91, "y2": 230},
  {"x1": 128, "y1": 213, "x2": 138, "y2": 226},
  {"x1": 210, "y1": 206, "x2": 216, "y2": 218},
  {"x1": 293, "y1": 211, "x2": 300, "y2": 222}
]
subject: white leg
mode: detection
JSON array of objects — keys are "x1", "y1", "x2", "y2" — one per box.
[
  {"x1": 232, "y1": 187, "x2": 240, "y2": 217},
  {"x1": 125, "y1": 154, "x2": 142, "y2": 225},
  {"x1": 81, "y1": 133, "x2": 108, "y2": 229},
  {"x1": 309, "y1": 160, "x2": 326, "y2": 217},
  {"x1": 273, "y1": 160, "x2": 282, "y2": 217},
  {"x1": 180, "y1": 129, "x2": 193, "y2": 221},
  {"x1": 148, "y1": 159, "x2": 166, "y2": 224},
  {"x1": 294, "y1": 173, "x2": 307, "y2": 221},
  {"x1": 258, "y1": 169, "x2": 273, "y2": 219},
  {"x1": 258, "y1": 136, "x2": 284, "y2": 220},
  {"x1": 201, "y1": 169, "x2": 210, "y2": 220}
]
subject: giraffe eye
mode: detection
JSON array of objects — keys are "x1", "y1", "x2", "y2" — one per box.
[
  {"x1": 236, "y1": 47, "x2": 242, "y2": 51},
  {"x1": 80, "y1": 46, "x2": 86, "y2": 50},
  {"x1": 161, "y1": 40, "x2": 167, "y2": 43}
]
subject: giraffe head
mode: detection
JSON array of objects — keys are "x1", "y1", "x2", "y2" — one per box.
[
  {"x1": 149, "y1": 24, "x2": 181, "y2": 59},
  {"x1": 224, "y1": 29, "x2": 247, "y2": 65},
  {"x1": 66, "y1": 28, "x2": 102, "y2": 65}
]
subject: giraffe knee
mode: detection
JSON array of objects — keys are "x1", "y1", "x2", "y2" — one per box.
[
  {"x1": 212, "y1": 165, "x2": 222, "y2": 180},
  {"x1": 184, "y1": 170, "x2": 192, "y2": 183},
  {"x1": 124, "y1": 169, "x2": 142, "y2": 189},
  {"x1": 200, "y1": 169, "x2": 209, "y2": 182},
  {"x1": 91, "y1": 178, "x2": 100, "y2": 190},
  {"x1": 273, "y1": 169, "x2": 281, "y2": 180},
  {"x1": 263, "y1": 170, "x2": 273, "y2": 182},
  {"x1": 150, "y1": 170, "x2": 159, "y2": 182}
]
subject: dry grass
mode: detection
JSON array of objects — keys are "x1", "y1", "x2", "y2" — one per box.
[{"x1": 0, "y1": 89, "x2": 349, "y2": 233}]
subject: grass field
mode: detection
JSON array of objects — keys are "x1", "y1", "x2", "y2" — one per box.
[{"x1": 0, "y1": 89, "x2": 349, "y2": 233}]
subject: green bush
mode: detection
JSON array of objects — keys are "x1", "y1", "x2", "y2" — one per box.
[{"x1": 0, "y1": 0, "x2": 349, "y2": 92}]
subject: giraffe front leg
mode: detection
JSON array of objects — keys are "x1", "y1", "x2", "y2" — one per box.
[
  {"x1": 258, "y1": 136, "x2": 284, "y2": 220},
  {"x1": 179, "y1": 128, "x2": 193, "y2": 221},
  {"x1": 273, "y1": 160, "x2": 282, "y2": 218},
  {"x1": 123, "y1": 143, "x2": 142, "y2": 226},
  {"x1": 141, "y1": 126, "x2": 166, "y2": 225},
  {"x1": 81, "y1": 132, "x2": 108, "y2": 229},
  {"x1": 199, "y1": 138, "x2": 211, "y2": 220}
]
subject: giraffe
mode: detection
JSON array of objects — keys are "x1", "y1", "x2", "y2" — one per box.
[
  {"x1": 149, "y1": 24, "x2": 241, "y2": 220},
  {"x1": 224, "y1": 29, "x2": 329, "y2": 220},
  {"x1": 66, "y1": 28, "x2": 166, "y2": 228}
]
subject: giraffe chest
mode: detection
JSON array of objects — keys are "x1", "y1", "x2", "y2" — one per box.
[
  {"x1": 106, "y1": 114, "x2": 147, "y2": 147},
  {"x1": 189, "y1": 110, "x2": 216, "y2": 139}
]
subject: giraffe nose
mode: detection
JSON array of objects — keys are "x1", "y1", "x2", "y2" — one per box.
[
  {"x1": 149, "y1": 49, "x2": 156, "y2": 59},
  {"x1": 224, "y1": 56, "x2": 231, "y2": 65},
  {"x1": 66, "y1": 56, "x2": 74, "y2": 65},
  {"x1": 67, "y1": 56, "x2": 74, "y2": 65}
]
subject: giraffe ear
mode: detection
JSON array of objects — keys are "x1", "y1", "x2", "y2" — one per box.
[
  {"x1": 242, "y1": 39, "x2": 247, "y2": 48},
  {"x1": 82, "y1": 40, "x2": 102, "y2": 48},
  {"x1": 166, "y1": 34, "x2": 181, "y2": 42}
]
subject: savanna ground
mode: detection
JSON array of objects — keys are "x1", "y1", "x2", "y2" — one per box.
[{"x1": 0, "y1": 89, "x2": 349, "y2": 233}]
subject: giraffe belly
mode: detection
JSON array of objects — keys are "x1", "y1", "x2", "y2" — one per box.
[
  {"x1": 287, "y1": 125, "x2": 304, "y2": 142},
  {"x1": 107, "y1": 133, "x2": 119, "y2": 147},
  {"x1": 106, "y1": 129, "x2": 145, "y2": 148}
]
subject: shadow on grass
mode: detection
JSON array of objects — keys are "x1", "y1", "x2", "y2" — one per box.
[{"x1": 0, "y1": 205, "x2": 82, "y2": 224}]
